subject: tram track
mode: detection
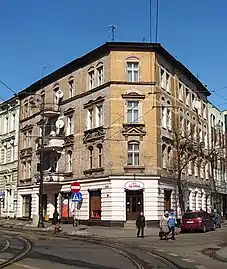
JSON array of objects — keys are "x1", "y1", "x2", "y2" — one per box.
[
  {"x1": 0, "y1": 235, "x2": 31, "y2": 268},
  {"x1": 0, "y1": 228, "x2": 188, "y2": 268}
]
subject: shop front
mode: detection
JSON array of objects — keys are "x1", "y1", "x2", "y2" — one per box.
[{"x1": 125, "y1": 180, "x2": 144, "y2": 221}]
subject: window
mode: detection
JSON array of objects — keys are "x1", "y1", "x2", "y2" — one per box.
[
  {"x1": 53, "y1": 86, "x2": 60, "y2": 104},
  {"x1": 161, "y1": 106, "x2": 167, "y2": 128},
  {"x1": 97, "y1": 105, "x2": 103, "y2": 126},
  {"x1": 88, "y1": 70, "x2": 95, "y2": 90},
  {"x1": 68, "y1": 78, "x2": 74, "y2": 98},
  {"x1": 180, "y1": 116, "x2": 184, "y2": 134},
  {"x1": 88, "y1": 108, "x2": 94, "y2": 129},
  {"x1": 127, "y1": 62, "x2": 139, "y2": 82},
  {"x1": 12, "y1": 114, "x2": 16, "y2": 131},
  {"x1": 167, "y1": 146, "x2": 172, "y2": 168},
  {"x1": 127, "y1": 101, "x2": 139, "y2": 123},
  {"x1": 89, "y1": 190, "x2": 101, "y2": 219},
  {"x1": 186, "y1": 89, "x2": 190, "y2": 106},
  {"x1": 162, "y1": 144, "x2": 167, "y2": 168},
  {"x1": 97, "y1": 144, "x2": 103, "y2": 167},
  {"x1": 97, "y1": 66, "x2": 104, "y2": 86},
  {"x1": 0, "y1": 148, "x2": 4, "y2": 164},
  {"x1": 5, "y1": 117, "x2": 9, "y2": 133},
  {"x1": 127, "y1": 142, "x2": 139, "y2": 166},
  {"x1": 166, "y1": 108, "x2": 172, "y2": 130},
  {"x1": 11, "y1": 144, "x2": 14, "y2": 162},
  {"x1": 178, "y1": 82, "x2": 183, "y2": 101},
  {"x1": 22, "y1": 162, "x2": 26, "y2": 179},
  {"x1": 67, "y1": 151, "x2": 72, "y2": 172},
  {"x1": 28, "y1": 131, "x2": 32, "y2": 147},
  {"x1": 166, "y1": 73, "x2": 170, "y2": 93},
  {"x1": 27, "y1": 161, "x2": 31, "y2": 178},
  {"x1": 89, "y1": 146, "x2": 93, "y2": 169},
  {"x1": 67, "y1": 116, "x2": 73, "y2": 135},
  {"x1": 160, "y1": 68, "x2": 166, "y2": 88}
]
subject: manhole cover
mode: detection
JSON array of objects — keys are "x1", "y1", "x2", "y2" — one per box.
[{"x1": 202, "y1": 248, "x2": 220, "y2": 257}]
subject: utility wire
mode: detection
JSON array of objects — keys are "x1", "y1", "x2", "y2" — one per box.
[
  {"x1": 0, "y1": 79, "x2": 17, "y2": 95},
  {"x1": 155, "y1": 0, "x2": 159, "y2": 43}
]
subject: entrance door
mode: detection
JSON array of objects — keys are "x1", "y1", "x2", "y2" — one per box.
[{"x1": 126, "y1": 190, "x2": 143, "y2": 220}]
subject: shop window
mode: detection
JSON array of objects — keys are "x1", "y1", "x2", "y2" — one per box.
[
  {"x1": 89, "y1": 190, "x2": 101, "y2": 219},
  {"x1": 22, "y1": 195, "x2": 31, "y2": 218}
]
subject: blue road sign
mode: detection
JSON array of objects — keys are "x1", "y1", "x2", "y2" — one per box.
[{"x1": 71, "y1": 192, "x2": 82, "y2": 202}]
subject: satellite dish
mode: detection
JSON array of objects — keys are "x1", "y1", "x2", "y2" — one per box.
[
  {"x1": 55, "y1": 119, "x2": 64, "y2": 129},
  {"x1": 194, "y1": 100, "x2": 200, "y2": 110},
  {"x1": 55, "y1": 89, "x2": 64, "y2": 99},
  {"x1": 34, "y1": 95, "x2": 43, "y2": 107}
]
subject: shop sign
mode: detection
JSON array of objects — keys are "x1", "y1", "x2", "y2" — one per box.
[{"x1": 124, "y1": 181, "x2": 144, "y2": 190}]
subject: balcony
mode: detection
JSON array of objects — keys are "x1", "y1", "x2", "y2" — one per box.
[
  {"x1": 35, "y1": 172, "x2": 65, "y2": 184},
  {"x1": 43, "y1": 104, "x2": 60, "y2": 118},
  {"x1": 43, "y1": 136, "x2": 64, "y2": 151}
]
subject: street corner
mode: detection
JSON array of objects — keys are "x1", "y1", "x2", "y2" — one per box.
[{"x1": 214, "y1": 246, "x2": 227, "y2": 263}]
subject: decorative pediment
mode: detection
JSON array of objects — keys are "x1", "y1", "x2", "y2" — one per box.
[
  {"x1": 64, "y1": 107, "x2": 75, "y2": 116},
  {"x1": 20, "y1": 147, "x2": 33, "y2": 159},
  {"x1": 83, "y1": 126, "x2": 105, "y2": 144},
  {"x1": 20, "y1": 124, "x2": 33, "y2": 132},
  {"x1": 64, "y1": 135, "x2": 75, "y2": 147},
  {"x1": 122, "y1": 123, "x2": 146, "y2": 140},
  {"x1": 122, "y1": 92, "x2": 145, "y2": 100},
  {"x1": 84, "y1": 96, "x2": 105, "y2": 108}
]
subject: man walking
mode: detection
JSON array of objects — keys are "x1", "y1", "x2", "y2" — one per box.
[
  {"x1": 136, "y1": 212, "x2": 145, "y2": 238},
  {"x1": 168, "y1": 209, "x2": 177, "y2": 240}
]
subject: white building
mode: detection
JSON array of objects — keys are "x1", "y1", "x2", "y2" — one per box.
[
  {"x1": 207, "y1": 102, "x2": 227, "y2": 216},
  {"x1": 0, "y1": 97, "x2": 20, "y2": 217}
]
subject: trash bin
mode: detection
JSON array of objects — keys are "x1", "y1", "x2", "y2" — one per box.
[{"x1": 44, "y1": 215, "x2": 49, "y2": 221}]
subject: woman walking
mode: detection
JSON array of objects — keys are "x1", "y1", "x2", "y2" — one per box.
[{"x1": 159, "y1": 211, "x2": 169, "y2": 240}]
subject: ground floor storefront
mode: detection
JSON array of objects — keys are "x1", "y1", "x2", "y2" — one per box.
[{"x1": 16, "y1": 176, "x2": 215, "y2": 226}]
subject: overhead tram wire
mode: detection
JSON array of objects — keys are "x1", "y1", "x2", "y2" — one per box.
[{"x1": 0, "y1": 79, "x2": 17, "y2": 95}]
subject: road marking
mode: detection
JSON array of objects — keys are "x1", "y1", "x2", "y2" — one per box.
[
  {"x1": 195, "y1": 265, "x2": 206, "y2": 269},
  {"x1": 167, "y1": 253, "x2": 179, "y2": 256},
  {"x1": 156, "y1": 249, "x2": 164, "y2": 252},
  {"x1": 182, "y1": 258, "x2": 195, "y2": 263}
]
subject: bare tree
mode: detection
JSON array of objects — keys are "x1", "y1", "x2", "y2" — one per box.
[
  {"x1": 207, "y1": 124, "x2": 225, "y2": 212},
  {"x1": 168, "y1": 119, "x2": 204, "y2": 215}
]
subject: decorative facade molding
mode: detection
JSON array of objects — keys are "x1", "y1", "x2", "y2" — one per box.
[
  {"x1": 83, "y1": 126, "x2": 105, "y2": 144},
  {"x1": 64, "y1": 135, "x2": 75, "y2": 147},
  {"x1": 121, "y1": 123, "x2": 146, "y2": 140},
  {"x1": 84, "y1": 96, "x2": 105, "y2": 109}
]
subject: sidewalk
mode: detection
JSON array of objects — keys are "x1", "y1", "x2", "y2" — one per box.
[
  {"x1": 0, "y1": 218, "x2": 180, "y2": 239},
  {"x1": 215, "y1": 246, "x2": 227, "y2": 263}
]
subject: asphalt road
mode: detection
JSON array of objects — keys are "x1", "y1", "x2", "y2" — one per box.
[{"x1": 0, "y1": 231, "x2": 184, "y2": 269}]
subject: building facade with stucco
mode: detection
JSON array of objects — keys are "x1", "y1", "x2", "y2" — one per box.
[{"x1": 16, "y1": 42, "x2": 212, "y2": 226}]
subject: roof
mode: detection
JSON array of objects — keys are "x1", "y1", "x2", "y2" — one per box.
[{"x1": 18, "y1": 42, "x2": 211, "y2": 98}]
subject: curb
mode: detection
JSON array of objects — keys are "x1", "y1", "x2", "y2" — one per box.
[{"x1": 215, "y1": 248, "x2": 227, "y2": 263}]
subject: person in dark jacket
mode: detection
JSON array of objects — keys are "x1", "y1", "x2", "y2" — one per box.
[
  {"x1": 136, "y1": 212, "x2": 145, "y2": 238},
  {"x1": 52, "y1": 208, "x2": 60, "y2": 232}
]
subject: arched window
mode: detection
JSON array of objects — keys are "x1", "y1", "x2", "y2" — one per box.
[
  {"x1": 127, "y1": 141, "x2": 139, "y2": 166},
  {"x1": 88, "y1": 146, "x2": 94, "y2": 169},
  {"x1": 126, "y1": 58, "x2": 139, "y2": 82},
  {"x1": 68, "y1": 77, "x2": 74, "y2": 98},
  {"x1": 53, "y1": 83, "x2": 60, "y2": 104},
  {"x1": 96, "y1": 63, "x2": 104, "y2": 86},
  {"x1": 162, "y1": 144, "x2": 167, "y2": 168},
  {"x1": 88, "y1": 67, "x2": 95, "y2": 90},
  {"x1": 97, "y1": 144, "x2": 103, "y2": 168},
  {"x1": 166, "y1": 100, "x2": 172, "y2": 130},
  {"x1": 67, "y1": 151, "x2": 72, "y2": 172},
  {"x1": 167, "y1": 146, "x2": 172, "y2": 169}
]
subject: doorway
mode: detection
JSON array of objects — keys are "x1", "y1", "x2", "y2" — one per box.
[
  {"x1": 164, "y1": 189, "x2": 172, "y2": 211},
  {"x1": 126, "y1": 190, "x2": 143, "y2": 220}
]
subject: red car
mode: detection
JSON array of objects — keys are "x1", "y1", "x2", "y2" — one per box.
[{"x1": 181, "y1": 211, "x2": 216, "y2": 232}]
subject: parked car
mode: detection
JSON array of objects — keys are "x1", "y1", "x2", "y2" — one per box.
[{"x1": 181, "y1": 211, "x2": 215, "y2": 233}]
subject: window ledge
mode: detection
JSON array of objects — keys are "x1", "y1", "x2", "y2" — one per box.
[
  {"x1": 124, "y1": 165, "x2": 145, "y2": 172},
  {"x1": 83, "y1": 167, "x2": 104, "y2": 175}
]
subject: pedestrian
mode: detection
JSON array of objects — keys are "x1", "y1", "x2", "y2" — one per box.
[
  {"x1": 168, "y1": 209, "x2": 177, "y2": 240},
  {"x1": 52, "y1": 208, "x2": 60, "y2": 232},
  {"x1": 71, "y1": 209, "x2": 77, "y2": 227},
  {"x1": 136, "y1": 212, "x2": 145, "y2": 238},
  {"x1": 159, "y1": 211, "x2": 169, "y2": 240}
]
